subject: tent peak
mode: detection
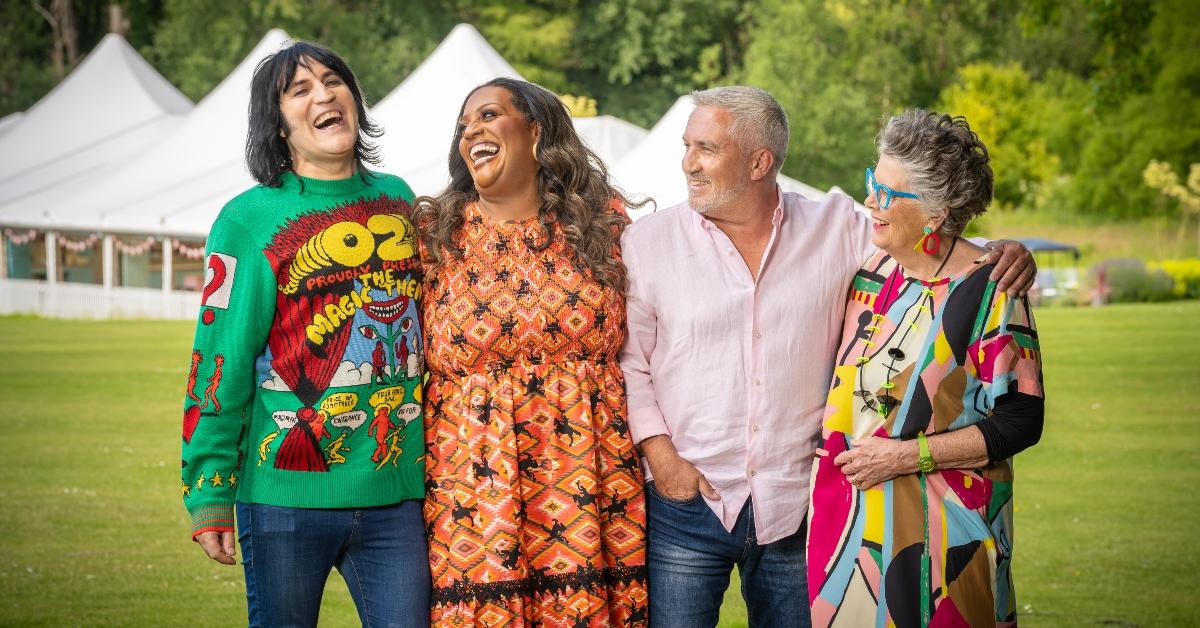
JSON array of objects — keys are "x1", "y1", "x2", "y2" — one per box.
[
  {"x1": 261, "y1": 28, "x2": 291, "y2": 45},
  {"x1": 448, "y1": 23, "x2": 485, "y2": 37},
  {"x1": 193, "y1": 28, "x2": 292, "y2": 106}
]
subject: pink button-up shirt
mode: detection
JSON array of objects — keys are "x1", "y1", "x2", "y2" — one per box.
[{"x1": 620, "y1": 190, "x2": 873, "y2": 543}]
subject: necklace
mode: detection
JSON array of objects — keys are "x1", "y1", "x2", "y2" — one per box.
[{"x1": 853, "y1": 237, "x2": 958, "y2": 419}]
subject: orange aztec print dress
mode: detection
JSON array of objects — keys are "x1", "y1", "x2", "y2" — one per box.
[{"x1": 422, "y1": 202, "x2": 649, "y2": 626}]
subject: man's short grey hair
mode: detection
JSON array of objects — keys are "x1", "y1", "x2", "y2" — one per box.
[
  {"x1": 877, "y1": 110, "x2": 994, "y2": 238},
  {"x1": 691, "y1": 86, "x2": 788, "y2": 174}
]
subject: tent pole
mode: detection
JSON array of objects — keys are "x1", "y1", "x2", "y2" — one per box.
[
  {"x1": 0, "y1": 232, "x2": 7, "y2": 280},
  {"x1": 162, "y1": 237, "x2": 173, "y2": 317},
  {"x1": 45, "y1": 231, "x2": 58, "y2": 284},
  {"x1": 45, "y1": 231, "x2": 58, "y2": 317},
  {"x1": 102, "y1": 234, "x2": 113, "y2": 317},
  {"x1": 102, "y1": 235, "x2": 113, "y2": 289}
]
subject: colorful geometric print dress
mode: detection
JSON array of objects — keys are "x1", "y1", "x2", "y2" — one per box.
[
  {"x1": 422, "y1": 202, "x2": 649, "y2": 626},
  {"x1": 807, "y1": 251, "x2": 1043, "y2": 628}
]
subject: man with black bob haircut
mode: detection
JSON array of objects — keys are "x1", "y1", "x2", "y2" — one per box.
[
  {"x1": 245, "y1": 41, "x2": 383, "y2": 187},
  {"x1": 181, "y1": 40, "x2": 430, "y2": 627}
]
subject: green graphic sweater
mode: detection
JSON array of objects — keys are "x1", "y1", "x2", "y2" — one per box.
[{"x1": 182, "y1": 171, "x2": 425, "y2": 538}]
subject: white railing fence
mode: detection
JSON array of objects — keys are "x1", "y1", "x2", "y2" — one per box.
[{"x1": 0, "y1": 279, "x2": 200, "y2": 319}]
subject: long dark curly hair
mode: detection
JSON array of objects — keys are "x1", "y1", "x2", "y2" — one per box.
[{"x1": 415, "y1": 78, "x2": 647, "y2": 291}]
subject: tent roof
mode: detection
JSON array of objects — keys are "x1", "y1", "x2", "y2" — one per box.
[
  {"x1": 572, "y1": 115, "x2": 647, "y2": 169},
  {"x1": 0, "y1": 112, "x2": 23, "y2": 138},
  {"x1": 0, "y1": 24, "x2": 854, "y2": 239},
  {"x1": 1015, "y1": 238, "x2": 1081, "y2": 258},
  {"x1": 372, "y1": 23, "x2": 523, "y2": 194},
  {"x1": 3, "y1": 29, "x2": 291, "y2": 236},
  {"x1": 610, "y1": 97, "x2": 833, "y2": 220},
  {"x1": 0, "y1": 34, "x2": 192, "y2": 205}
]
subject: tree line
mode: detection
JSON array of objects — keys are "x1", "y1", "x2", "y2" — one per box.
[{"x1": 2, "y1": 0, "x2": 1196, "y2": 219}]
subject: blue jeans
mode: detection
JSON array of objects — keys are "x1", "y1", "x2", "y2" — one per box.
[
  {"x1": 236, "y1": 500, "x2": 430, "y2": 628},
  {"x1": 646, "y1": 483, "x2": 810, "y2": 628}
]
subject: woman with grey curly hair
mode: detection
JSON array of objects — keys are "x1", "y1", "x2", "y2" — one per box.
[{"x1": 806, "y1": 110, "x2": 1045, "y2": 627}]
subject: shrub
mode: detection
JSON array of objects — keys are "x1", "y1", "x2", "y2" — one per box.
[
  {"x1": 1150, "y1": 259, "x2": 1200, "y2": 298},
  {"x1": 1090, "y1": 259, "x2": 1176, "y2": 303}
]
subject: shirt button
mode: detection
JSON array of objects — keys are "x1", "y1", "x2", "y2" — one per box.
[
  {"x1": 753, "y1": 378, "x2": 761, "y2": 385},
  {"x1": 755, "y1": 330, "x2": 762, "y2": 339},
  {"x1": 750, "y1": 470, "x2": 757, "y2": 477},
  {"x1": 752, "y1": 424, "x2": 760, "y2": 432}
]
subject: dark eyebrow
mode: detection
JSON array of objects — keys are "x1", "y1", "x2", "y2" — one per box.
[
  {"x1": 285, "y1": 70, "x2": 342, "y2": 92},
  {"x1": 457, "y1": 101, "x2": 502, "y2": 124},
  {"x1": 285, "y1": 76, "x2": 311, "y2": 92}
]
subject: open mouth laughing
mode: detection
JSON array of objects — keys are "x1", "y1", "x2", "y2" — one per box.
[
  {"x1": 469, "y1": 142, "x2": 499, "y2": 167},
  {"x1": 313, "y1": 110, "x2": 345, "y2": 131}
]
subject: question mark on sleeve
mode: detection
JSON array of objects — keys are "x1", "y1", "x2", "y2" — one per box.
[{"x1": 200, "y1": 255, "x2": 228, "y2": 325}]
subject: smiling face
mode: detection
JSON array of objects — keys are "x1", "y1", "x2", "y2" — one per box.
[
  {"x1": 457, "y1": 86, "x2": 540, "y2": 194},
  {"x1": 867, "y1": 154, "x2": 937, "y2": 254},
  {"x1": 279, "y1": 58, "x2": 359, "y2": 178},
  {"x1": 682, "y1": 105, "x2": 751, "y2": 215}
]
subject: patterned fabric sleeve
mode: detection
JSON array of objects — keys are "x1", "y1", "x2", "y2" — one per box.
[
  {"x1": 180, "y1": 215, "x2": 275, "y2": 539},
  {"x1": 969, "y1": 286, "x2": 1044, "y2": 409}
]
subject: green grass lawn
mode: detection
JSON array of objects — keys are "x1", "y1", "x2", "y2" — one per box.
[{"x1": 0, "y1": 302, "x2": 1197, "y2": 626}]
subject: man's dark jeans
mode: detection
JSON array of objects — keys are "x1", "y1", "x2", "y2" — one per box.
[{"x1": 646, "y1": 483, "x2": 811, "y2": 628}]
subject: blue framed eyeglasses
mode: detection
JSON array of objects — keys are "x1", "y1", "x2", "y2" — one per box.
[{"x1": 865, "y1": 167, "x2": 920, "y2": 210}]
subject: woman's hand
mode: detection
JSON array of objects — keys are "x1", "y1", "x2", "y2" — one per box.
[{"x1": 833, "y1": 436, "x2": 917, "y2": 491}]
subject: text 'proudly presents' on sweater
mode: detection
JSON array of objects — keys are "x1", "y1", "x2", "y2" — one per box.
[{"x1": 182, "y1": 172, "x2": 425, "y2": 538}]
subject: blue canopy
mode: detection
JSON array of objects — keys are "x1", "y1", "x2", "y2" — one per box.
[{"x1": 1014, "y1": 238, "x2": 1080, "y2": 260}]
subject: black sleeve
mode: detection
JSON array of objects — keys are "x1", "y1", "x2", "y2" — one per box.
[{"x1": 977, "y1": 392, "x2": 1045, "y2": 462}]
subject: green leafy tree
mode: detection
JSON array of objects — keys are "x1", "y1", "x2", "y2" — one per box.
[
  {"x1": 0, "y1": 0, "x2": 59, "y2": 115},
  {"x1": 0, "y1": 0, "x2": 145, "y2": 116},
  {"x1": 740, "y1": 0, "x2": 1017, "y2": 194},
  {"x1": 740, "y1": 0, "x2": 914, "y2": 193},
  {"x1": 1067, "y1": 0, "x2": 1200, "y2": 217},
  {"x1": 939, "y1": 63, "x2": 1072, "y2": 209},
  {"x1": 1084, "y1": 0, "x2": 1156, "y2": 113},
  {"x1": 993, "y1": 0, "x2": 1099, "y2": 80},
  {"x1": 466, "y1": 0, "x2": 577, "y2": 92},
  {"x1": 571, "y1": 0, "x2": 749, "y2": 127},
  {"x1": 1145, "y1": 160, "x2": 1200, "y2": 252},
  {"x1": 144, "y1": 0, "x2": 453, "y2": 106}
]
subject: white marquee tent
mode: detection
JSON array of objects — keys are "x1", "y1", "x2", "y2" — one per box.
[
  {"x1": 0, "y1": 112, "x2": 24, "y2": 138},
  {"x1": 1, "y1": 24, "x2": 634, "y2": 234},
  {"x1": 371, "y1": 24, "x2": 647, "y2": 194},
  {"x1": 372, "y1": 23, "x2": 524, "y2": 195},
  {"x1": 2, "y1": 29, "x2": 291, "y2": 237},
  {"x1": 0, "y1": 33, "x2": 192, "y2": 209},
  {"x1": 0, "y1": 24, "x2": 835, "y2": 319},
  {"x1": 573, "y1": 115, "x2": 648, "y2": 172}
]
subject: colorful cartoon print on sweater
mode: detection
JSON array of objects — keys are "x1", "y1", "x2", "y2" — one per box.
[
  {"x1": 181, "y1": 173, "x2": 426, "y2": 539},
  {"x1": 258, "y1": 197, "x2": 423, "y2": 472}
]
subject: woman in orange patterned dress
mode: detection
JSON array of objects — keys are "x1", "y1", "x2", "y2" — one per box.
[{"x1": 415, "y1": 78, "x2": 649, "y2": 626}]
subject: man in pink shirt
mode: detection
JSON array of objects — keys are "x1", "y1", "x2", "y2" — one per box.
[{"x1": 619, "y1": 86, "x2": 1033, "y2": 627}]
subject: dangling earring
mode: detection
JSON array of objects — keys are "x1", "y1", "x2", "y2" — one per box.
[
  {"x1": 532, "y1": 140, "x2": 539, "y2": 164},
  {"x1": 914, "y1": 226, "x2": 941, "y2": 255}
]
